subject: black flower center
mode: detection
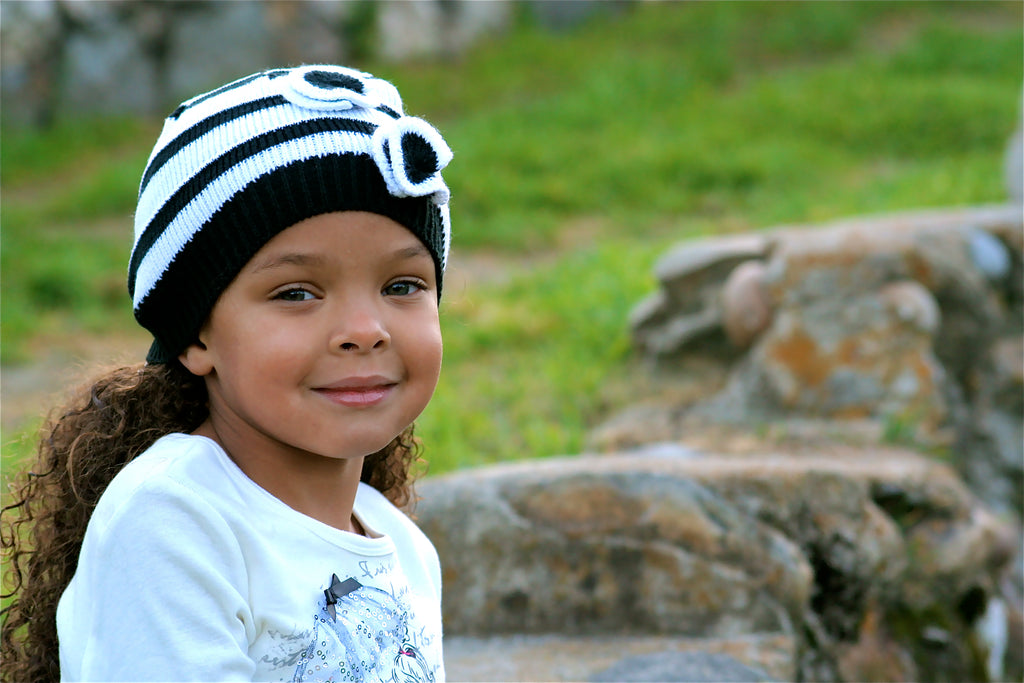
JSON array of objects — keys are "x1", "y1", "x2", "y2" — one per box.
[
  {"x1": 303, "y1": 70, "x2": 365, "y2": 94},
  {"x1": 401, "y1": 132, "x2": 438, "y2": 184}
]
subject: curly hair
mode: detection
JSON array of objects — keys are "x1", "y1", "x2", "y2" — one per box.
[{"x1": 0, "y1": 360, "x2": 424, "y2": 683}]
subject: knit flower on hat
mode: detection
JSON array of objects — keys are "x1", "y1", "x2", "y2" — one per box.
[
  {"x1": 282, "y1": 65, "x2": 380, "y2": 112},
  {"x1": 371, "y1": 116, "x2": 453, "y2": 204},
  {"x1": 281, "y1": 64, "x2": 451, "y2": 204}
]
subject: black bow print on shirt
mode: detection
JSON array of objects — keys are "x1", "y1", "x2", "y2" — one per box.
[{"x1": 324, "y1": 573, "x2": 363, "y2": 621}]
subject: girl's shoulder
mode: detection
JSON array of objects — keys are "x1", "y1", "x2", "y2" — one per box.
[
  {"x1": 102, "y1": 433, "x2": 227, "y2": 498},
  {"x1": 119, "y1": 431, "x2": 222, "y2": 475},
  {"x1": 87, "y1": 433, "x2": 236, "y2": 536}
]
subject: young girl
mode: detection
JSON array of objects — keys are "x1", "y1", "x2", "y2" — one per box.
[{"x1": 1, "y1": 64, "x2": 453, "y2": 682}]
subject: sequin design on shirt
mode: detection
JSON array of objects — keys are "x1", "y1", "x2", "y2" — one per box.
[{"x1": 292, "y1": 577, "x2": 435, "y2": 682}]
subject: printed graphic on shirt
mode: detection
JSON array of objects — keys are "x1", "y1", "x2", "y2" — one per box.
[{"x1": 291, "y1": 575, "x2": 436, "y2": 683}]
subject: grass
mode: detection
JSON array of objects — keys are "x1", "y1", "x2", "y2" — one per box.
[
  {"x1": 2, "y1": 1, "x2": 1022, "y2": 477},
  {"x1": 419, "y1": 239, "x2": 663, "y2": 470},
  {"x1": 2, "y1": 117, "x2": 158, "y2": 364}
]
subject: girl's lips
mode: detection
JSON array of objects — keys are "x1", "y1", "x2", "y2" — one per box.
[{"x1": 313, "y1": 377, "x2": 396, "y2": 407}]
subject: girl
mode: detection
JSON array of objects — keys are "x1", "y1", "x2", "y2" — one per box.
[{"x1": 1, "y1": 64, "x2": 453, "y2": 682}]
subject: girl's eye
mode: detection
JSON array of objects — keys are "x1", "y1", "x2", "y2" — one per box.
[
  {"x1": 274, "y1": 288, "x2": 315, "y2": 302},
  {"x1": 383, "y1": 280, "x2": 424, "y2": 297}
]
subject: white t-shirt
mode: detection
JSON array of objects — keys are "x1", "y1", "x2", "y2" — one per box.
[{"x1": 57, "y1": 433, "x2": 444, "y2": 682}]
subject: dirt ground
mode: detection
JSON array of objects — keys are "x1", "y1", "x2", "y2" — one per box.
[{"x1": 1, "y1": 331, "x2": 152, "y2": 436}]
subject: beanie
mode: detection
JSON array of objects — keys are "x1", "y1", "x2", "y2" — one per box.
[{"x1": 128, "y1": 64, "x2": 453, "y2": 364}]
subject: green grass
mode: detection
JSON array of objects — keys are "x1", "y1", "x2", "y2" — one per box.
[
  {"x1": 2, "y1": 1, "x2": 1022, "y2": 475},
  {"x1": 381, "y1": 1, "x2": 1022, "y2": 251},
  {"x1": 2, "y1": 116, "x2": 158, "y2": 364},
  {"x1": 419, "y1": 239, "x2": 663, "y2": 471}
]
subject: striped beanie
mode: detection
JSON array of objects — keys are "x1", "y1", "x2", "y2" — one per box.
[{"x1": 129, "y1": 64, "x2": 453, "y2": 364}]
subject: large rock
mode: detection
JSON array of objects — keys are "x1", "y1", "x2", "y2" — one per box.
[
  {"x1": 759, "y1": 209, "x2": 1008, "y2": 388},
  {"x1": 718, "y1": 284, "x2": 950, "y2": 426},
  {"x1": 416, "y1": 457, "x2": 812, "y2": 639},
  {"x1": 630, "y1": 206, "x2": 1024, "y2": 518},
  {"x1": 631, "y1": 206, "x2": 1021, "y2": 374},
  {"x1": 416, "y1": 447, "x2": 1018, "y2": 682}
]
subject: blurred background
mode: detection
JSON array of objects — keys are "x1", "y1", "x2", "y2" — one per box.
[{"x1": 2, "y1": 0, "x2": 1022, "y2": 475}]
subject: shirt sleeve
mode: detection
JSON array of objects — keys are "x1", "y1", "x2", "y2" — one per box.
[{"x1": 58, "y1": 478, "x2": 255, "y2": 682}]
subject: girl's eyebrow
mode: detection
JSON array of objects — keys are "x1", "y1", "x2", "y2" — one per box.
[
  {"x1": 392, "y1": 244, "x2": 431, "y2": 260},
  {"x1": 249, "y1": 252, "x2": 326, "y2": 273},
  {"x1": 251, "y1": 243, "x2": 430, "y2": 273}
]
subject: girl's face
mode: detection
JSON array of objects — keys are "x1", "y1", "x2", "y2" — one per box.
[{"x1": 182, "y1": 211, "x2": 442, "y2": 463}]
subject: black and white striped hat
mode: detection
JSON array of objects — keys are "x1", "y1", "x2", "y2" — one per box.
[{"x1": 129, "y1": 64, "x2": 453, "y2": 363}]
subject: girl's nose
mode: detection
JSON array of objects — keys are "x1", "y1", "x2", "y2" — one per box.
[{"x1": 330, "y1": 303, "x2": 390, "y2": 352}]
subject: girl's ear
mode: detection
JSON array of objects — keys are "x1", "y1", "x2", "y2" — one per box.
[{"x1": 178, "y1": 339, "x2": 214, "y2": 377}]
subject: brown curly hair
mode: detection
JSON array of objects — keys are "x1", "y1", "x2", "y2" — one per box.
[{"x1": 1, "y1": 360, "x2": 423, "y2": 683}]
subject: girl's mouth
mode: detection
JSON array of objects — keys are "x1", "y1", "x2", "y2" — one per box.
[{"x1": 313, "y1": 376, "x2": 396, "y2": 407}]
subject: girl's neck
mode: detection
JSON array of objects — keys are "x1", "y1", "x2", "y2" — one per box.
[{"x1": 193, "y1": 419, "x2": 366, "y2": 535}]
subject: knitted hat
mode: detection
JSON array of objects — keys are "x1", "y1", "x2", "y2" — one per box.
[{"x1": 128, "y1": 64, "x2": 453, "y2": 364}]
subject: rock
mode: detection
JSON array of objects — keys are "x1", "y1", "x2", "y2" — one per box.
[
  {"x1": 834, "y1": 605, "x2": 919, "y2": 682},
  {"x1": 418, "y1": 447, "x2": 1017, "y2": 681},
  {"x1": 633, "y1": 304, "x2": 724, "y2": 357},
  {"x1": 636, "y1": 205, "x2": 1021, "y2": 367},
  {"x1": 587, "y1": 407, "x2": 690, "y2": 451},
  {"x1": 416, "y1": 457, "x2": 812, "y2": 639},
  {"x1": 951, "y1": 333, "x2": 1024, "y2": 517},
  {"x1": 718, "y1": 293, "x2": 949, "y2": 426},
  {"x1": 990, "y1": 335, "x2": 1024, "y2": 414},
  {"x1": 631, "y1": 234, "x2": 771, "y2": 358},
  {"x1": 592, "y1": 413, "x2": 895, "y2": 458},
  {"x1": 443, "y1": 634, "x2": 795, "y2": 683},
  {"x1": 969, "y1": 228, "x2": 1013, "y2": 282},
  {"x1": 589, "y1": 650, "x2": 776, "y2": 682},
  {"x1": 960, "y1": 406, "x2": 1024, "y2": 517},
  {"x1": 879, "y1": 280, "x2": 941, "y2": 336},
  {"x1": 1007, "y1": 96, "x2": 1023, "y2": 205},
  {"x1": 623, "y1": 206, "x2": 1024, "y2": 678},
  {"x1": 957, "y1": 360, "x2": 1024, "y2": 517},
  {"x1": 671, "y1": 448, "x2": 1013, "y2": 610},
  {"x1": 686, "y1": 447, "x2": 1017, "y2": 682},
  {"x1": 760, "y1": 213, "x2": 1004, "y2": 350},
  {"x1": 975, "y1": 596, "x2": 1010, "y2": 682},
  {"x1": 721, "y1": 261, "x2": 773, "y2": 349},
  {"x1": 634, "y1": 207, "x2": 1024, "y2": 517},
  {"x1": 1005, "y1": 589, "x2": 1024, "y2": 683},
  {"x1": 654, "y1": 234, "x2": 771, "y2": 309}
]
